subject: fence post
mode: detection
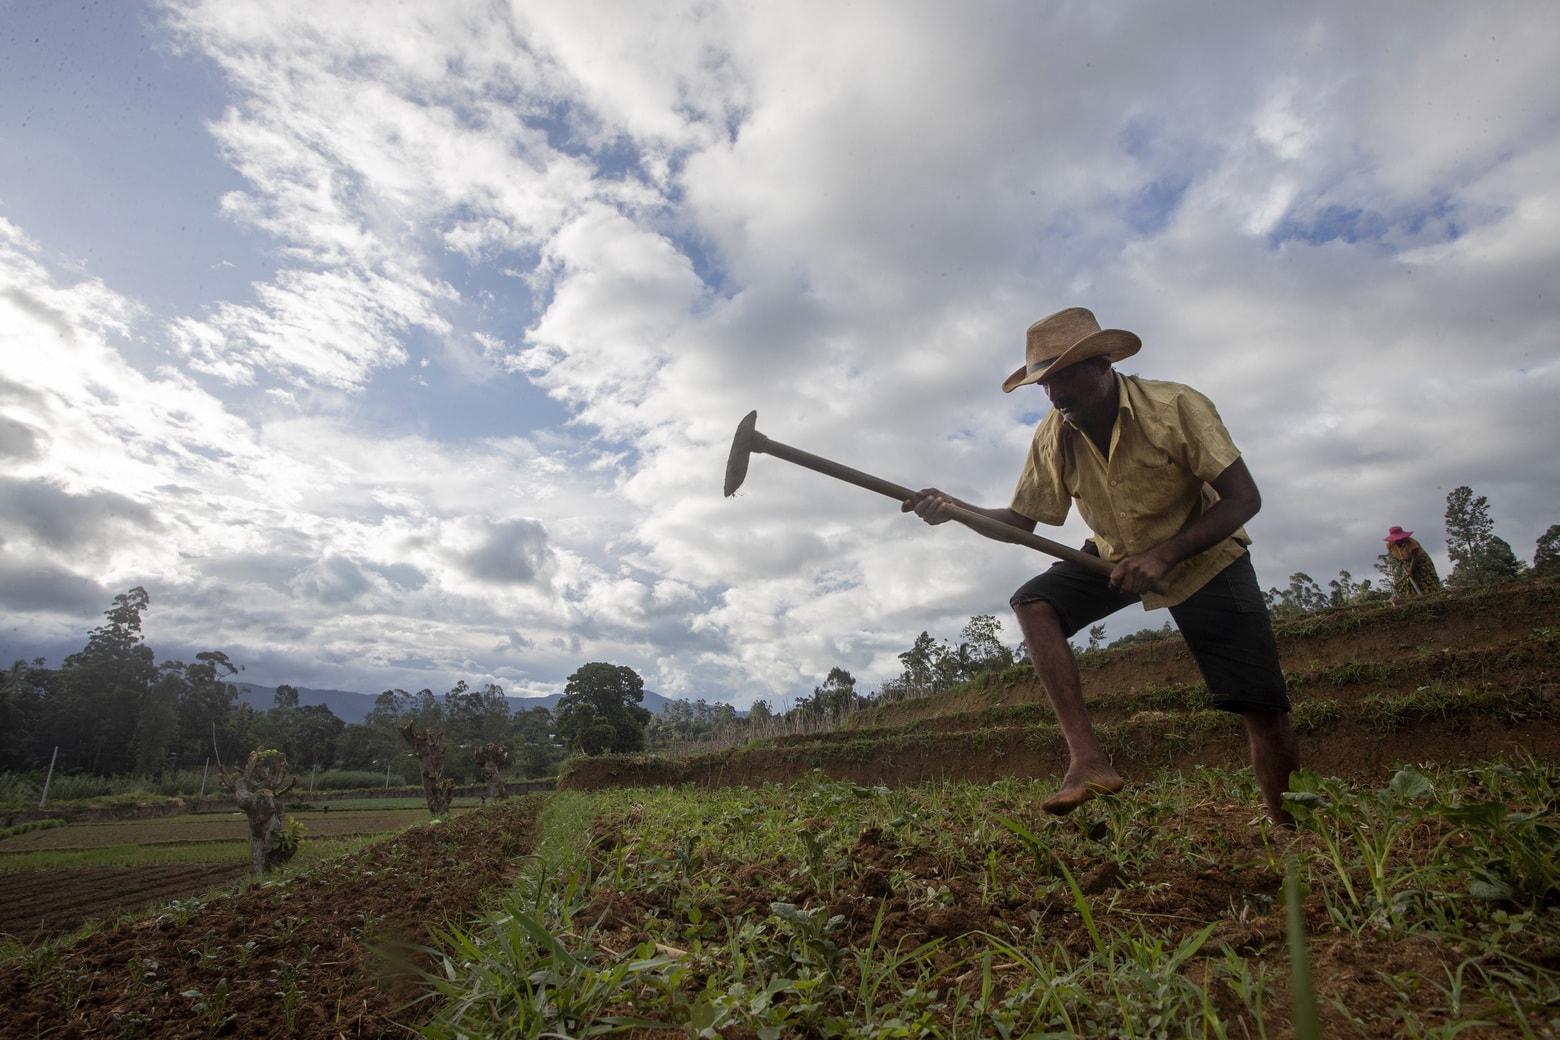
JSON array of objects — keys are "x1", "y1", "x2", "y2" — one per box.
[{"x1": 39, "y1": 746, "x2": 59, "y2": 810}]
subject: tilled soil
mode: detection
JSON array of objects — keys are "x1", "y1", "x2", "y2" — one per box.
[
  {"x1": 0, "y1": 797, "x2": 542, "y2": 1040},
  {"x1": 0, "y1": 864, "x2": 253, "y2": 943}
]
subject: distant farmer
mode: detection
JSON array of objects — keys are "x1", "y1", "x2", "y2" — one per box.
[
  {"x1": 905, "y1": 307, "x2": 1299, "y2": 826},
  {"x1": 1383, "y1": 525, "x2": 1442, "y2": 606}
]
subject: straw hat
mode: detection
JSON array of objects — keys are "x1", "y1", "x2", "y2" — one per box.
[
  {"x1": 1002, "y1": 307, "x2": 1141, "y2": 393},
  {"x1": 1384, "y1": 526, "x2": 1414, "y2": 543}
]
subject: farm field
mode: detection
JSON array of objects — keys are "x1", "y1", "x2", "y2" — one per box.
[
  {"x1": 0, "y1": 798, "x2": 544, "y2": 1039},
  {"x1": 1, "y1": 768, "x2": 1555, "y2": 1039},
  {"x1": 0, "y1": 804, "x2": 440, "y2": 855},
  {"x1": 0, "y1": 805, "x2": 441, "y2": 944},
  {"x1": 0, "y1": 580, "x2": 1555, "y2": 1039}
]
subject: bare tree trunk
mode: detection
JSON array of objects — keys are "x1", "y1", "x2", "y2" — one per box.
[
  {"x1": 218, "y1": 750, "x2": 296, "y2": 877},
  {"x1": 474, "y1": 742, "x2": 509, "y2": 801},
  {"x1": 399, "y1": 721, "x2": 454, "y2": 816}
]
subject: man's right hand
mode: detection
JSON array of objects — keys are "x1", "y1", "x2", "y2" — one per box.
[{"x1": 902, "y1": 488, "x2": 957, "y2": 525}]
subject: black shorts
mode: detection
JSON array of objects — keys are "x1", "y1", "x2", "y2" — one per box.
[{"x1": 1010, "y1": 544, "x2": 1290, "y2": 713}]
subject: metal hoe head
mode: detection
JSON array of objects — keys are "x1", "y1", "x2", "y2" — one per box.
[{"x1": 723, "y1": 410, "x2": 759, "y2": 497}]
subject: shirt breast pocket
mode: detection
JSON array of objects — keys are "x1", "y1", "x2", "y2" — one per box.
[{"x1": 1132, "y1": 456, "x2": 1187, "y2": 514}]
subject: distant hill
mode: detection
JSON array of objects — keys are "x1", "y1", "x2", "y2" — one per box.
[{"x1": 233, "y1": 683, "x2": 680, "y2": 725}]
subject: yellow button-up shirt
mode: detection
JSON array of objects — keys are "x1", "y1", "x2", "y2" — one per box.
[{"x1": 1009, "y1": 373, "x2": 1250, "y2": 609}]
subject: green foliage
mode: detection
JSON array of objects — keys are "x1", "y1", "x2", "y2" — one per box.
[
  {"x1": 510, "y1": 705, "x2": 565, "y2": 778},
  {"x1": 646, "y1": 697, "x2": 744, "y2": 748},
  {"x1": 1285, "y1": 855, "x2": 1323, "y2": 1040},
  {"x1": 1106, "y1": 620, "x2": 1178, "y2": 649},
  {"x1": 0, "y1": 817, "x2": 68, "y2": 840},
  {"x1": 1264, "y1": 572, "x2": 1328, "y2": 615},
  {"x1": 555, "y1": 663, "x2": 651, "y2": 755},
  {"x1": 878, "y1": 615, "x2": 1020, "y2": 701},
  {"x1": 1445, "y1": 485, "x2": 1527, "y2": 587},
  {"x1": 263, "y1": 815, "x2": 306, "y2": 871},
  {"x1": 1266, "y1": 568, "x2": 1389, "y2": 618},
  {"x1": 1289, "y1": 699, "x2": 1342, "y2": 734},
  {"x1": 1437, "y1": 760, "x2": 1560, "y2": 909},
  {"x1": 1283, "y1": 768, "x2": 1442, "y2": 927},
  {"x1": 1531, "y1": 524, "x2": 1560, "y2": 579}
]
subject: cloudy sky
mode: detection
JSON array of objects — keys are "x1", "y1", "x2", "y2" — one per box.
[{"x1": 2, "y1": 1, "x2": 1556, "y2": 709}]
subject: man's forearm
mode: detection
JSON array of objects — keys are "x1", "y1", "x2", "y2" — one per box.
[
  {"x1": 904, "y1": 491, "x2": 1039, "y2": 534},
  {"x1": 1127, "y1": 457, "x2": 1261, "y2": 578},
  {"x1": 1149, "y1": 496, "x2": 1258, "y2": 569}
]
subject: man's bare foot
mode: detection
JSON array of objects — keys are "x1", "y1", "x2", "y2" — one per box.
[{"x1": 1041, "y1": 768, "x2": 1125, "y2": 815}]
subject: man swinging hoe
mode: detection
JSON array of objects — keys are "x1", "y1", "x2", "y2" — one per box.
[
  {"x1": 904, "y1": 308, "x2": 1299, "y2": 826},
  {"x1": 725, "y1": 307, "x2": 1300, "y2": 826}
]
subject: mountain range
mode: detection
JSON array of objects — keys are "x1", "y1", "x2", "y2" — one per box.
[{"x1": 234, "y1": 682, "x2": 680, "y2": 726}]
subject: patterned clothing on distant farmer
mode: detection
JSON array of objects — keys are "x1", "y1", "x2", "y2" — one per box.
[{"x1": 1386, "y1": 536, "x2": 1442, "y2": 599}]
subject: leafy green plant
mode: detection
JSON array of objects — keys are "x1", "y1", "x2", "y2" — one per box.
[
  {"x1": 1435, "y1": 799, "x2": 1559, "y2": 909},
  {"x1": 272, "y1": 961, "x2": 308, "y2": 1033},
  {"x1": 181, "y1": 977, "x2": 234, "y2": 1037},
  {"x1": 1283, "y1": 768, "x2": 1444, "y2": 927},
  {"x1": 1290, "y1": 698, "x2": 1342, "y2": 733},
  {"x1": 264, "y1": 814, "x2": 306, "y2": 871},
  {"x1": 418, "y1": 911, "x2": 676, "y2": 1038},
  {"x1": 1285, "y1": 856, "x2": 1322, "y2": 1040}
]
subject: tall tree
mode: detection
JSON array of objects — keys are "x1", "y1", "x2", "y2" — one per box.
[
  {"x1": 554, "y1": 663, "x2": 651, "y2": 755},
  {"x1": 0, "y1": 658, "x2": 51, "y2": 771},
  {"x1": 958, "y1": 615, "x2": 1016, "y2": 676},
  {"x1": 509, "y1": 706, "x2": 562, "y2": 778},
  {"x1": 1445, "y1": 485, "x2": 1524, "y2": 586},
  {"x1": 748, "y1": 699, "x2": 775, "y2": 733},
  {"x1": 443, "y1": 680, "x2": 512, "y2": 750},
  {"x1": 176, "y1": 651, "x2": 242, "y2": 765},
  {"x1": 54, "y1": 587, "x2": 158, "y2": 774},
  {"x1": 133, "y1": 664, "x2": 184, "y2": 776},
  {"x1": 1533, "y1": 524, "x2": 1560, "y2": 579},
  {"x1": 896, "y1": 632, "x2": 946, "y2": 695},
  {"x1": 355, "y1": 688, "x2": 442, "y2": 780},
  {"x1": 812, "y1": 667, "x2": 859, "y2": 720}
]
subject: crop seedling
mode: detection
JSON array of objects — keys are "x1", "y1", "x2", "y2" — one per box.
[
  {"x1": 182, "y1": 977, "x2": 234, "y2": 1037},
  {"x1": 1282, "y1": 768, "x2": 1446, "y2": 928},
  {"x1": 112, "y1": 1010, "x2": 152, "y2": 1038},
  {"x1": 272, "y1": 961, "x2": 308, "y2": 1033},
  {"x1": 1434, "y1": 797, "x2": 1560, "y2": 910}
]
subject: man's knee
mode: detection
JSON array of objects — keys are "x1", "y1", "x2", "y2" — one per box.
[
  {"x1": 1013, "y1": 598, "x2": 1066, "y2": 641},
  {"x1": 1241, "y1": 707, "x2": 1298, "y2": 749},
  {"x1": 1013, "y1": 597, "x2": 1061, "y2": 626}
]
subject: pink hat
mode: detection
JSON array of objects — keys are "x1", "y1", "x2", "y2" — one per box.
[{"x1": 1384, "y1": 526, "x2": 1413, "y2": 543}]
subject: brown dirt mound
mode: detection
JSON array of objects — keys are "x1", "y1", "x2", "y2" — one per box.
[{"x1": 560, "y1": 578, "x2": 1560, "y2": 791}]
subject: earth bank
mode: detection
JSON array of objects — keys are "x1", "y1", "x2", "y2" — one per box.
[{"x1": 560, "y1": 579, "x2": 1560, "y2": 791}]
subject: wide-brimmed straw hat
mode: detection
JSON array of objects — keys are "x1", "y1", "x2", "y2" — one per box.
[
  {"x1": 1002, "y1": 307, "x2": 1141, "y2": 393},
  {"x1": 1384, "y1": 526, "x2": 1414, "y2": 543}
]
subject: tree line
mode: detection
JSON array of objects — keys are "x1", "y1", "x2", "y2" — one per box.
[
  {"x1": 1, "y1": 598, "x2": 1028, "y2": 779},
  {"x1": 0, "y1": 588, "x2": 672, "y2": 783}
]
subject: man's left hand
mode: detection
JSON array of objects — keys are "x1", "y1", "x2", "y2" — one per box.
[{"x1": 1109, "y1": 549, "x2": 1174, "y2": 595}]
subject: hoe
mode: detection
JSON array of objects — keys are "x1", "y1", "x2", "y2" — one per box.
[{"x1": 724, "y1": 409, "x2": 1165, "y2": 591}]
